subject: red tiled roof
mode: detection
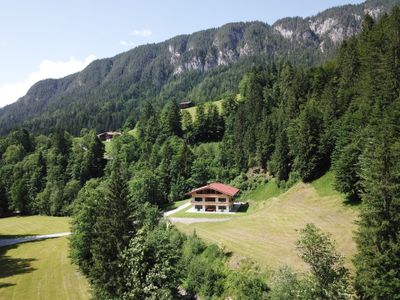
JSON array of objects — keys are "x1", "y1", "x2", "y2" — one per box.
[{"x1": 187, "y1": 182, "x2": 240, "y2": 197}]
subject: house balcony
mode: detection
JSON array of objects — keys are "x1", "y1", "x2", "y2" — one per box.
[{"x1": 191, "y1": 200, "x2": 234, "y2": 206}]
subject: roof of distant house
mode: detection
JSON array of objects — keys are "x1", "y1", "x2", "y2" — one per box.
[
  {"x1": 187, "y1": 182, "x2": 240, "y2": 197},
  {"x1": 97, "y1": 131, "x2": 121, "y2": 137}
]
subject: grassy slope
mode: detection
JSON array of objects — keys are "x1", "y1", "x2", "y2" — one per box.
[
  {"x1": 183, "y1": 99, "x2": 224, "y2": 119},
  {"x1": 0, "y1": 216, "x2": 90, "y2": 300},
  {"x1": 174, "y1": 172, "x2": 359, "y2": 272}
]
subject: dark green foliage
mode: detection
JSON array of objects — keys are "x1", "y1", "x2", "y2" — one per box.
[
  {"x1": 70, "y1": 179, "x2": 105, "y2": 276},
  {"x1": 129, "y1": 170, "x2": 166, "y2": 206},
  {"x1": 354, "y1": 122, "x2": 400, "y2": 299},
  {"x1": 189, "y1": 103, "x2": 225, "y2": 144},
  {"x1": 288, "y1": 100, "x2": 325, "y2": 182},
  {"x1": 224, "y1": 260, "x2": 269, "y2": 300},
  {"x1": 0, "y1": 127, "x2": 108, "y2": 216},
  {"x1": 181, "y1": 234, "x2": 269, "y2": 300},
  {"x1": 296, "y1": 224, "x2": 352, "y2": 299},
  {"x1": 270, "y1": 224, "x2": 352, "y2": 300},
  {"x1": 69, "y1": 130, "x2": 106, "y2": 185},
  {"x1": 159, "y1": 101, "x2": 182, "y2": 139},
  {"x1": 334, "y1": 141, "x2": 363, "y2": 202},
  {"x1": 269, "y1": 129, "x2": 291, "y2": 181},
  {"x1": 89, "y1": 164, "x2": 134, "y2": 298},
  {"x1": 0, "y1": 183, "x2": 8, "y2": 217},
  {"x1": 119, "y1": 223, "x2": 184, "y2": 300}
]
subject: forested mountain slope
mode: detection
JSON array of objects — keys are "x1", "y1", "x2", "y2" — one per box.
[{"x1": 0, "y1": 0, "x2": 398, "y2": 136}]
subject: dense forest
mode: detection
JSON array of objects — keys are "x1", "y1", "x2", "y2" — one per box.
[{"x1": 1, "y1": 6, "x2": 400, "y2": 299}]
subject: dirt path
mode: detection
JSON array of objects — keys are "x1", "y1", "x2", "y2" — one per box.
[
  {"x1": 0, "y1": 232, "x2": 71, "y2": 247},
  {"x1": 162, "y1": 202, "x2": 191, "y2": 217}
]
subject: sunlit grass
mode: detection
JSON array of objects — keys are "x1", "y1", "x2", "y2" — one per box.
[
  {"x1": 0, "y1": 216, "x2": 90, "y2": 300},
  {"x1": 175, "y1": 173, "x2": 359, "y2": 272}
]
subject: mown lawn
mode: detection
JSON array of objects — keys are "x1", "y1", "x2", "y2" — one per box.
[
  {"x1": 174, "y1": 173, "x2": 359, "y2": 272},
  {"x1": 0, "y1": 216, "x2": 71, "y2": 238},
  {"x1": 0, "y1": 216, "x2": 90, "y2": 300}
]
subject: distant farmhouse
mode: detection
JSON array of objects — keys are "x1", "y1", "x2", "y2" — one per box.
[
  {"x1": 187, "y1": 183, "x2": 240, "y2": 212},
  {"x1": 179, "y1": 101, "x2": 194, "y2": 109},
  {"x1": 97, "y1": 131, "x2": 121, "y2": 142}
]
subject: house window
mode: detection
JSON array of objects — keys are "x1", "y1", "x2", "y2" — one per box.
[
  {"x1": 195, "y1": 205, "x2": 202, "y2": 211},
  {"x1": 219, "y1": 206, "x2": 226, "y2": 211},
  {"x1": 205, "y1": 197, "x2": 215, "y2": 202},
  {"x1": 218, "y1": 198, "x2": 226, "y2": 202},
  {"x1": 195, "y1": 197, "x2": 202, "y2": 202},
  {"x1": 206, "y1": 206, "x2": 216, "y2": 212}
]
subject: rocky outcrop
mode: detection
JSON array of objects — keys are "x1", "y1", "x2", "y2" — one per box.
[{"x1": 272, "y1": 0, "x2": 397, "y2": 51}]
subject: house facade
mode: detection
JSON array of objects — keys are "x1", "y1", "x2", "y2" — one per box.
[
  {"x1": 187, "y1": 183, "x2": 240, "y2": 212},
  {"x1": 179, "y1": 101, "x2": 194, "y2": 109},
  {"x1": 97, "y1": 131, "x2": 121, "y2": 141}
]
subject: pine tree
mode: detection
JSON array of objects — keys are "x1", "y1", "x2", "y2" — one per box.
[
  {"x1": 354, "y1": 124, "x2": 400, "y2": 298},
  {"x1": 90, "y1": 163, "x2": 134, "y2": 298},
  {"x1": 269, "y1": 129, "x2": 291, "y2": 181},
  {"x1": 334, "y1": 141, "x2": 362, "y2": 202},
  {"x1": 159, "y1": 101, "x2": 182, "y2": 139},
  {"x1": 289, "y1": 99, "x2": 325, "y2": 182},
  {"x1": 0, "y1": 182, "x2": 8, "y2": 216}
]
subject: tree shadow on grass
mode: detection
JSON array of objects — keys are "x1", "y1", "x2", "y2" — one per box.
[
  {"x1": 0, "y1": 233, "x2": 39, "y2": 239},
  {"x1": 0, "y1": 242, "x2": 37, "y2": 289},
  {"x1": 236, "y1": 202, "x2": 249, "y2": 213},
  {"x1": 0, "y1": 282, "x2": 15, "y2": 288},
  {"x1": 343, "y1": 194, "x2": 362, "y2": 207}
]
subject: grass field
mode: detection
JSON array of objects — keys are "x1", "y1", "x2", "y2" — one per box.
[
  {"x1": 0, "y1": 216, "x2": 90, "y2": 300},
  {"x1": 0, "y1": 216, "x2": 71, "y2": 238},
  {"x1": 182, "y1": 99, "x2": 224, "y2": 119},
  {"x1": 174, "y1": 173, "x2": 359, "y2": 272}
]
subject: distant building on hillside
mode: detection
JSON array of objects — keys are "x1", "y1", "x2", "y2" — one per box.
[
  {"x1": 186, "y1": 183, "x2": 240, "y2": 212},
  {"x1": 179, "y1": 101, "x2": 194, "y2": 109},
  {"x1": 97, "y1": 131, "x2": 121, "y2": 142}
]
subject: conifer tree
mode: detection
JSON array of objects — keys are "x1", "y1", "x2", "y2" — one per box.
[
  {"x1": 90, "y1": 163, "x2": 134, "y2": 298},
  {"x1": 354, "y1": 123, "x2": 400, "y2": 299},
  {"x1": 289, "y1": 99, "x2": 325, "y2": 182}
]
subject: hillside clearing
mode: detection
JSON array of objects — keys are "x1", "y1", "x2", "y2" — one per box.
[
  {"x1": 0, "y1": 216, "x2": 90, "y2": 300},
  {"x1": 174, "y1": 173, "x2": 359, "y2": 272},
  {"x1": 182, "y1": 99, "x2": 224, "y2": 119}
]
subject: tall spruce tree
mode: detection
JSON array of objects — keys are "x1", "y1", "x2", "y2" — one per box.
[
  {"x1": 354, "y1": 123, "x2": 400, "y2": 298},
  {"x1": 289, "y1": 99, "x2": 325, "y2": 182},
  {"x1": 90, "y1": 162, "x2": 134, "y2": 298}
]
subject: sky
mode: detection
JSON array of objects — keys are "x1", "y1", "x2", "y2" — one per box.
[{"x1": 0, "y1": 0, "x2": 364, "y2": 108}]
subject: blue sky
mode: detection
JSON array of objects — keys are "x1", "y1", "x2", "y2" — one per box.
[{"x1": 0, "y1": 0, "x2": 363, "y2": 107}]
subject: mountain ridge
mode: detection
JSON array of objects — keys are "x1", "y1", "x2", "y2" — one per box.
[{"x1": 0, "y1": 0, "x2": 398, "y2": 135}]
